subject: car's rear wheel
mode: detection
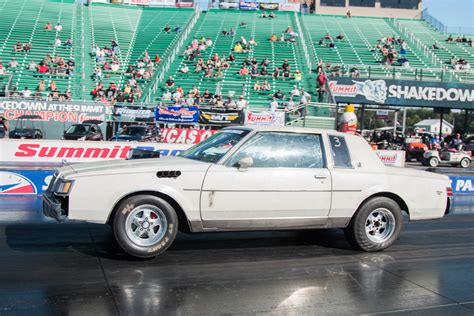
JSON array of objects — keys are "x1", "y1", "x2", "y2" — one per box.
[
  {"x1": 345, "y1": 197, "x2": 403, "y2": 252},
  {"x1": 113, "y1": 195, "x2": 178, "y2": 258},
  {"x1": 460, "y1": 158, "x2": 470, "y2": 168}
]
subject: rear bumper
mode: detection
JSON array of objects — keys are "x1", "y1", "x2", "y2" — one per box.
[
  {"x1": 445, "y1": 197, "x2": 451, "y2": 215},
  {"x1": 43, "y1": 191, "x2": 68, "y2": 222}
]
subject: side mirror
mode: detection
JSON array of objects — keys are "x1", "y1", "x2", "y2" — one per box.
[{"x1": 237, "y1": 156, "x2": 253, "y2": 171}]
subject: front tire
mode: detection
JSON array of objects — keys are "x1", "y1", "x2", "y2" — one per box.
[
  {"x1": 345, "y1": 197, "x2": 403, "y2": 252},
  {"x1": 113, "y1": 195, "x2": 178, "y2": 258},
  {"x1": 428, "y1": 157, "x2": 439, "y2": 167},
  {"x1": 460, "y1": 158, "x2": 470, "y2": 168}
]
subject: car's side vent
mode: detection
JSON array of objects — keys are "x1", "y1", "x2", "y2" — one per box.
[{"x1": 156, "y1": 170, "x2": 182, "y2": 178}]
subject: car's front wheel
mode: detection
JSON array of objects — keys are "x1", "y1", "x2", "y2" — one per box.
[
  {"x1": 113, "y1": 195, "x2": 178, "y2": 258},
  {"x1": 460, "y1": 158, "x2": 470, "y2": 168},
  {"x1": 345, "y1": 197, "x2": 403, "y2": 252}
]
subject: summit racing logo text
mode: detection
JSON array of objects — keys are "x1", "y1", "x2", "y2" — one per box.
[
  {"x1": 15, "y1": 144, "x2": 132, "y2": 159},
  {"x1": 329, "y1": 80, "x2": 388, "y2": 103}
]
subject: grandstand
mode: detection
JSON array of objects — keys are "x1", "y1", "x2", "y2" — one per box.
[{"x1": 0, "y1": 0, "x2": 472, "y2": 129}]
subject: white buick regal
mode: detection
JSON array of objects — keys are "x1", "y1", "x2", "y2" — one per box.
[{"x1": 44, "y1": 126, "x2": 451, "y2": 258}]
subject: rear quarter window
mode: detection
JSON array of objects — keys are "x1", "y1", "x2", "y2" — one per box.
[{"x1": 328, "y1": 134, "x2": 353, "y2": 168}]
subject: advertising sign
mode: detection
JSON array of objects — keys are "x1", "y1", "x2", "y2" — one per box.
[
  {"x1": 328, "y1": 78, "x2": 474, "y2": 109},
  {"x1": 176, "y1": 2, "x2": 194, "y2": 7},
  {"x1": 114, "y1": 107, "x2": 154, "y2": 120},
  {"x1": 375, "y1": 150, "x2": 406, "y2": 167},
  {"x1": 0, "y1": 170, "x2": 54, "y2": 195},
  {"x1": 155, "y1": 106, "x2": 199, "y2": 123},
  {"x1": 0, "y1": 139, "x2": 192, "y2": 164},
  {"x1": 245, "y1": 110, "x2": 285, "y2": 126},
  {"x1": 450, "y1": 176, "x2": 474, "y2": 195},
  {"x1": 240, "y1": 0, "x2": 259, "y2": 10},
  {"x1": 199, "y1": 108, "x2": 244, "y2": 126},
  {"x1": 278, "y1": 3, "x2": 299, "y2": 11},
  {"x1": 259, "y1": 3, "x2": 278, "y2": 10},
  {"x1": 0, "y1": 100, "x2": 106, "y2": 123},
  {"x1": 160, "y1": 128, "x2": 218, "y2": 144},
  {"x1": 123, "y1": 0, "x2": 150, "y2": 4}
]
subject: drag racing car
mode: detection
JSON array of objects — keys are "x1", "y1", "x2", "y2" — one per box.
[{"x1": 44, "y1": 126, "x2": 451, "y2": 258}]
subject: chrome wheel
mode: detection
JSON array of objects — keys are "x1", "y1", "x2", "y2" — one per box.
[
  {"x1": 460, "y1": 158, "x2": 470, "y2": 168},
  {"x1": 125, "y1": 205, "x2": 167, "y2": 247},
  {"x1": 365, "y1": 208, "x2": 395, "y2": 243}
]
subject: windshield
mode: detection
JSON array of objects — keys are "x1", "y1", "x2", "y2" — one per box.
[
  {"x1": 119, "y1": 126, "x2": 147, "y2": 136},
  {"x1": 180, "y1": 129, "x2": 250, "y2": 163},
  {"x1": 66, "y1": 124, "x2": 90, "y2": 134}
]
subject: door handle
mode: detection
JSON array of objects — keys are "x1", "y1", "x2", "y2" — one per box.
[{"x1": 314, "y1": 174, "x2": 327, "y2": 180}]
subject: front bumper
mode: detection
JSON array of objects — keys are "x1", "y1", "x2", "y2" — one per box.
[{"x1": 43, "y1": 191, "x2": 68, "y2": 222}]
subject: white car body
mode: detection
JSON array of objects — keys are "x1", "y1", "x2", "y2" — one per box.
[{"x1": 44, "y1": 126, "x2": 450, "y2": 232}]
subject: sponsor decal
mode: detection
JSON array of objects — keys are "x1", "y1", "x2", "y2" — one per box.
[
  {"x1": 155, "y1": 106, "x2": 199, "y2": 123},
  {"x1": 449, "y1": 176, "x2": 474, "y2": 195},
  {"x1": 199, "y1": 108, "x2": 244, "y2": 126},
  {"x1": 175, "y1": 2, "x2": 193, "y2": 7},
  {"x1": 160, "y1": 128, "x2": 217, "y2": 144},
  {"x1": 245, "y1": 110, "x2": 285, "y2": 126},
  {"x1": 375, "y1": 150, "x2": 405, "y2": 167},
  {"x1": 240, "y1": 0, "x2": 259, "y2": 10},
  {"x1": 278, "y1": 3, "x2": 300, "y2": 12},
  {"x1": 0, "y1": 171, "x2": 37, "y2": 195},
  {"x1": 328, "y1": 78, "x2": 474, "y2": 108},
  {"x1": 114, "y1": 107, "x2": 153, "y2": 120},
  {"x1": 259, "y1": 3, "x2": 278, "y2": 10}
]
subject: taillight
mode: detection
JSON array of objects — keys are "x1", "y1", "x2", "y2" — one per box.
[{"x1": 447, "y1": 187, "x2": 453, "y2": 197}]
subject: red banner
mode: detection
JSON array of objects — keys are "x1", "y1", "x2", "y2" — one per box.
[{"x1": 160, "y1": 128, "x2": 217, "y2": 144}]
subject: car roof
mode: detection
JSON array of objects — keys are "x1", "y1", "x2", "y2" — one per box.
[{"x1": 224, "y1": 125, "x2": 342, "y2": 135}]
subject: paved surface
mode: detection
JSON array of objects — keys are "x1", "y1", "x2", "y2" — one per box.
[{"x1": 0, "y1": 209, "x2": 473, "y2": 315}]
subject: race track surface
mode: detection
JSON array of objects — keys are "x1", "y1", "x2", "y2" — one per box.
[{"x1": 0, "y1": 213, "x2": 473, "y2": 315}]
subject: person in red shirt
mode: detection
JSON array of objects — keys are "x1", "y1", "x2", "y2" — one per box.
[
  {"x1": 317, "y1": 72, "x2": 328, "y2": 102},
  {"x1": 38, "y1": 63, "x2": 49, "y2": 74},
  {"x1": 154, "y1": 54, "x2": 161, "y2": 63},
  {"x1": 239, "y1": 66, "x2": 249, "y2": 76}
]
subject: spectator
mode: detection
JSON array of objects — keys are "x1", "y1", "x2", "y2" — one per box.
[
  {"x1": 162, "y1": 90, "x2": 172, "y2": 101},
  {"x1": 236, "y1": 96, "x2": 247, "y2": 109},
  {"x1": 50, "y1": 80, "x2": 57, "y2": 91},
  {"x1": 294, "y1": 70, "x2": 302, "y2": 81},
  {"x1": 13, "y1": 41, "x2": 22, "y2": 52},
  {"x1": 449, "y1": 133, "x2": 463, "y2": 149},
  {"x1": 165, "y1": 76, "x2": 174, "y2": 88},
  {"x1": 64, "y1": 38, "x2": 73, "y2": 48},
  {"x1": 239, "y1": 66, "x2": 249, "y2": 76},
  {"x1": 28, "y1": 60, "x2": 37, "y2": 71},
  {"x1": 205, "y1": 37, "x2": 213, "y2": 47},
  {"x1": 233, "y1": 43, "x2": 243, "y2": 53},
  {"x1": 269, "y1": 97, "x2": 278, "y2": 112},
  {"x1": 174, "y1": 25, "x2": 181, "y2": 33},
  {"x1": 248, "y1": 38, "x2": 257, "y2": 46},
  {"x1": 260, "y1": 66, "x2": 269, "y2": 76},
  {"x1": 23, "y1": 43, "x2": 32, "y2": 52},
  {"x1": 9, "y1": 59, "x2": 19, "y2": 69},
  {"x1": 269, "y1": 12, "x2": 275, "y2": 18},
  {"x1": 185, "y1": 94, "x2": 195, "y2": 106},
  {"x1": 222, "y1": 29, "x2": 229, "y2": 36},
  {"x1": 36, "y1": 80, "x2": 45, "y2": 92},
  {"x1": 269, "y1": 34, "x2": 277, "y2": 42},
  {"x1": 229, "y1": 28, "x2": 235, "y2": 36},
  {"x1": 180, "y1": 64, "x2": 189, "y2": 74},
  {"x1": 317, "y1": 71, "x2": 328, "y2": 88},
  {"x1": 44, "y1": 22, "x2": 52, "y2": 31},
  {"x1": 164, "y1": 25, "x2": 171, "y2": 33},
  {"x1": 273, "y1": 89, "x2": 285, "y2": 100},
  {"x1": 261, "y1": 11, "x2": 267, "y2": 18},
  {"x1": 299, "y1": 88, "x2": 311, "y2": 114},
  {"x1": 290, "y1": 86, "x2": 300, "y2": 97},
  {"x1": 239, "y1": 21, "x2": 247, "y2": 28},
  {"x1": 432, "y1": 41, "x2": 440, "y2": 49},
  {"x1": 336, "y1": 33, "x2": 345, "y2": 41},
  {"x1": 202, "y1": 89, "x2": 213, "y2": 100},
  {"x1": 286, "y1": 97, "x2": 296, "y2": 113},
  {"x1": 262, "y1": 79, "x2": 271, "y2": 91},
  {"x1": 128, "y1": 77, "x2": 137, "y2": 87},
  {"x1": 94, "y1": 67, "x2": 103, "y2": 80},
  {"x1": 346, "y1": 10, "x2": 352, "y2": 18},
  {"x1": 172, "y1": 89, "x2": 182, "y2": 103},
  {"x1": 154, "y1": 54, "x2": 161, "y2": 63},
  {"x1": 272, "y1": 67, "x2": 281, "y2": 79},
  {"x1": 54, "y1": 37, "x2": 62, "y2": 47},
  {"x1": 253, "y1": 81, "x2": 261, "y2": 91},
  {"x1": 38, "y1": 63, "x2": 49, "y2": 74},
  {"x1": 54, "y1": 23, "x2": 63, "y2": 32},
  {"x1": 22, "y1": 87, "x2": 32, "y2": 99},
  {"x1": 0, "y1": 62, "x2": 7, "y2": 75},
  {"x1": 250, "y1": 65, "x2": 259, "y2": 76},
  {"x1": 111, "y1": 61, "x2": 120, "y2": 72}
]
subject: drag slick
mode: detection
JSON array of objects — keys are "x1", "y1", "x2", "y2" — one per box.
[{"x1": 44, "y1": 126, "x2": 451, "y2": 258}]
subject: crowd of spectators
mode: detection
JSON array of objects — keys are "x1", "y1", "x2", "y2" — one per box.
[
  {"x1": 317, "y1": 32, "x2": 345, "y2": 49},
  {"x1": 373, "y1": 35, "x2": 410, "y2": 67},
  {"x1": 446, "y1": 35, "x2": 473, "y2": 47},
  {"x1": 449, "y1": 56, "x2": 471, "y2": 71},
  {"x1": 90, "y1": 39, "x2": 161, "y2": 103}
]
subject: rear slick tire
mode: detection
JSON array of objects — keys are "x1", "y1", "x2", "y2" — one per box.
[{"x1": 345, "y1": 197, "x2": 403, "y2": 252}]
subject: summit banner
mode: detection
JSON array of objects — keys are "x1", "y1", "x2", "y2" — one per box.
[{"x1": 328, "y1": 78, "x2": 474, "y2": 109}]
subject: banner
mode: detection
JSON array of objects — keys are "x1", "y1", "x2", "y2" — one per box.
[
  {"x1": 259, "y1": 3, "x2": 278, "y2": 10},
  {"x1": 114, "y1": 107, "x2": 154, "y2": 121},
  {"x1": 123, "y1": 0, "x2": 150, "y2": 4},
  {"x1": 176, "y1": 2, "x2": 193, "y2": 7},
  {"x1": 278, "y1": 3, "x2": 299, "y2": 11},
  {"x1": 328, "y1": 78, "x2": 474, "y2": 109},
  {"x1": 0, "y1": 170, "x2": 54, "y2": 195},
  {"x1": 375, "y1": 150, "x2": 406, "y2": 167},
  {"x1": 245, "y1": 110, "x2": 285, "y2": 126},
  {"x1": 0, "y1": 139, "x2": 192, "y2": 164},
  {"x1": 0, "y1": 100, "x2": 106, "y2": 123},
  {"x1": 240, "y1": 0, "x2": 259, "y2": 10},
  {"x1": 155, "y1": 106, "x2": 199, "y2": 123},
  {"x1": 450, "y1": 176, "x2": 474, "y2": 195},
  {"x1": 160, "y1": 128, "x2": 218, "y2": 144},
  {"x1": 199, "y1": 108, "x2": 244, "y2": 126}
]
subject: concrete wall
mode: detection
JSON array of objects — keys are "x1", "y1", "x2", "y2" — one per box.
[{"x1": 315, "y1": 0, "x2": 422, "y2": 19}]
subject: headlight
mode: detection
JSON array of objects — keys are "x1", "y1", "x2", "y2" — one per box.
[{"x1": 55, "y1": 178, "x2": 74, "y2": 195}]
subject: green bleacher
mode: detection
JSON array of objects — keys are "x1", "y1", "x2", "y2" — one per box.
[
  {"x1": 86, "y1": 4, "x2": 193, "y2": 99},
  {"x1": 0, "y1": 0, "x2": 77, "y2": 98},
  {"x1": 151, "y1": 10, "x2": 311, "y2": 112}
]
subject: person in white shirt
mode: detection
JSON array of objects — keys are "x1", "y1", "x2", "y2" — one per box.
[
  {"x1": 28, "y1": 60, "x2": 38, "y2": 71},
  {"x1": 54, "y1": 38, "x2": 62, "y2": 47},
  {"x1": 162, "y1": 90, "x2": 172, "y2": 101},
  {"x1": 180, "y1": 64, "x2": 189, "y2": 74},
  {"x1": 205, "y1": 38, "x2": 213, "y2": 47},
  {"x1": 9, "y1": 59, "x2": 19, "y2": 68},
  {"x1": 172, "y1": 91, "x2": 182, "y2": 102},
  {"x1": 54, "y1": 23, "x2": 62, "y2": 31},
  {"x1": 286, "y1": 97, "x2": 296, "y2": 112},
  {"x1": 22, "y1": 87, "x2": 32, "y2": 98},
  {"x1": 185, "y1": 94, "x2": 195, "y2": 106},
  {"x1": 269, "y1": 97, "x2": 278, "y2": 113},
  {"x1": 236, "y1": 96, "x2": 247, "y2": 109},
  {"x1": 111, "y1": 62, "x2": 120, "y2": 72},
  {"x1": 290, "y1": 85, "x2": 300, "y2": 97}
]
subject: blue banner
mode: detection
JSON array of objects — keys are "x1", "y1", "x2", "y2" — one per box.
[
  {"x1": 0, "y1": 170, "x2": 55, "y2": 195},
  {"x1": 449, "y1": 176, "x2": 474, "y2": 195},
  {"x1": 240, "y1": 0, "x2": 259, "y2": 10},
  {"x1": 155, "y1": 106, "x2": 199, "y2": 123}
]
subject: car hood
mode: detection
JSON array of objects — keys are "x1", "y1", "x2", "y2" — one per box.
[
  {"x1": 58, "y1": 156, "x2": 211, "y2": 179},
  {"x1": 385, "y1": 166, "x2": 449, "y2": 181}
]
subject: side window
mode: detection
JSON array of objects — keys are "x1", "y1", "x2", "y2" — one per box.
[
  {"x1": 328, "y1": 134, "x2": 353, "y2": 168},
  {"x1": 226, "y1": 132, "x2": 325, "y2": 168}
]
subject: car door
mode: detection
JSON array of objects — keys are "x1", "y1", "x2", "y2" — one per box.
[{"x1": 200, "y1": 131, "x2": 332, "y2": 230}]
